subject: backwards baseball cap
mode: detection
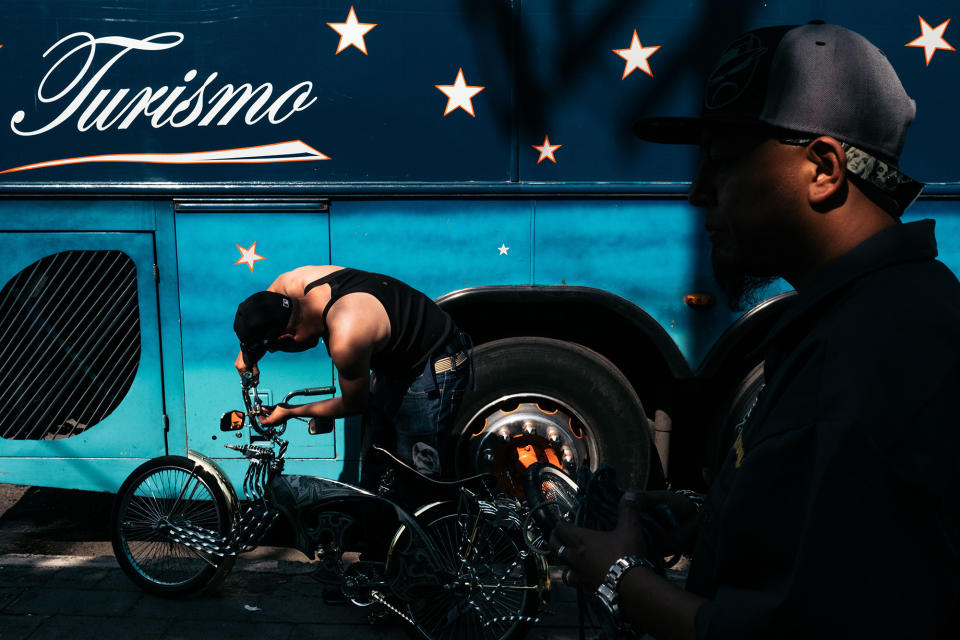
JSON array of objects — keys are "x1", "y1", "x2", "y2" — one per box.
[
  {"x1": 635, "y1": 22, "x2": 924, "y2": 214},
  {"x1": 234, "y1": 291, "x2": 293, "y2": 365}
]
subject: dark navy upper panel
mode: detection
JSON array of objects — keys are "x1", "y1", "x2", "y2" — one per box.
[
  {"x1": 0, "y1": 0, "x2": 514, "y2": 184},
  {"x1": 0, "y1": 0, "x2": 955, "y2": 188},
  {"x1": 518, "y1": 0, "x2": 959, "y2": 186}
]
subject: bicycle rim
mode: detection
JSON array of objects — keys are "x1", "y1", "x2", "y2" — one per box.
[
  {"x1": 409, "y1": 510, "x2": 537, "y2": 640},
  {"x1": 117, "y1": 465, "x2": 226, "y2": 588}
]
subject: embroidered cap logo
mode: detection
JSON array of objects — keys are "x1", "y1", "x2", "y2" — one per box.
[{"x1": 705, "y1": 33, "x2": 767, "y2": 110}]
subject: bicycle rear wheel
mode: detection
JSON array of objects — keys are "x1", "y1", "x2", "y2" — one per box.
[
  {"x1": 111, "y1": 455, "x2": 236, "y2": 597},
  {"x1": 401, "y1": 502, "x2": 543, "y2": 640}
]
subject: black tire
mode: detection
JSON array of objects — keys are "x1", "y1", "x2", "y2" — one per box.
[
  {"x1": 111, "y1": 455, "x2": 236, "y2": 597},
  {"x1": 403, "y1": 502, "x2": 542, "y2": 640},
  {"x1": 455, "y1": 337, "x2": 651, "y2": 489}
]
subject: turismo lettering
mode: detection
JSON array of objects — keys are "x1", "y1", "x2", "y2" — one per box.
[{"x1": 11, "y1": 32, "x2": 318, "y2": 136}]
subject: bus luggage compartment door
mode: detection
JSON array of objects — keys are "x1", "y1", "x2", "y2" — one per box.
[
  {"x1": 175, "y1": 202, "x2": 336, "y2": 469},
  {"x1": 0, "y1": 232, "x2": 165, "y2": 483}
]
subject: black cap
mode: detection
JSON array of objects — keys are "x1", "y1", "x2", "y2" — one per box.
[
  {"x1": 234, "y1": 291, "x2": 293, "y2": 366},
  {"x1": 635, "y1": 23, "x2": 924, "y2": 213}
]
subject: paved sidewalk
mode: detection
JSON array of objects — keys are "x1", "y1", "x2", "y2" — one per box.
[
  {"x1": 0, "y1": 551, "x2": 588, "y2": 640},
  {"x1": 0, "y1": 486, "x2": 687, "y2": 639}
]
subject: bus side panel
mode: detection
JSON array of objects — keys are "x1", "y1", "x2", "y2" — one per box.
[
  {"x1": 329, "y1": 198, "x2": 773, "y2": 369},
  {"x1": 329, "y1": 200, "x2": 534, "y2": 296},
  {"x1": 0, "y1": 203, "x2": 165, "y2": 491}
]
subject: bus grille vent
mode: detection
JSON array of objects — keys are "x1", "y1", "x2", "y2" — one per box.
[{"x1": 0, "y1": 250, "x2": 141, "y2": 440}]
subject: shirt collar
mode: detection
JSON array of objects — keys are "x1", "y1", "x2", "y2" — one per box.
[{"x1": 761, "y1": 219, "x2": 938, "y2": 352}]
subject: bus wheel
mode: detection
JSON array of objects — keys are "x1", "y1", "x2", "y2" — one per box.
[
  {"x1": 111, "y1": 456, "x2": 236, "y2": 597},
  {"x1": 453, "y1": 337, "x2": 651, "y2": 491}
]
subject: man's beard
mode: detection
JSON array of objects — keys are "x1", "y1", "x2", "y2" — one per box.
[{"x1": 712, "y1": 248, "x2": 776, "y2": 312}]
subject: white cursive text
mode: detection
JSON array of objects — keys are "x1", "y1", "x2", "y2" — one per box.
[{"x1": 11, "y1": 32, "x2": 318, "y2": 136}]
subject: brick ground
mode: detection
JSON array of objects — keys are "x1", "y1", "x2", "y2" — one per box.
[{"x1": 0, "y1": 553, "x2": 593, "y2": 640}]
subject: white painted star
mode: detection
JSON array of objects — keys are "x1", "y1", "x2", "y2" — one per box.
[
  {"x1": 613, "y1": 30, "x2": 660, "y2": 79},
  {"x1": 435, "y1": 68, "x2": 485, "y2": 117},
  {"x1": 906, "y1": 16, "x2": 954, "y2": 66},
  {"x1": 498, "y1": 244, "x2": 509, "y2": 255},
  {"x1": 327, "y1": 6, "x2": 377, "y2": 55},
  {"x1": 235, "y1": 242, "x2": 265, "y2": 273},
  {"x1": 533, "y1": 135, "x2": 562, "y2": 164}
]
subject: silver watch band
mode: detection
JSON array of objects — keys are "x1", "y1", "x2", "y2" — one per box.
[{"x1": 594, "y1": 554, "x2": 655, "y2": 630}]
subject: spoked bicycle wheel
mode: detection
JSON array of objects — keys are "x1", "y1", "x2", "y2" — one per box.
[
  {"x1": 111, "y1": 455, "x2": 236, "y2": 597},
  {"x1": 399, "y1": 502, "x2": 543, "y2": 640}
]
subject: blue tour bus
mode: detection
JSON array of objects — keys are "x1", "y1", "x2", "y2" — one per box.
[{"x1": 1, "y1": 0, "x2": 957, "y2": 497}]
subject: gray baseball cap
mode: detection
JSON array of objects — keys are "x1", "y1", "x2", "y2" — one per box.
[{"x1": 635, "y1": 22, "x2": 924, "y2": 214}]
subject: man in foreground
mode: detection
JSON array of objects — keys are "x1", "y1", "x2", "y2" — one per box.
[
  {"x1": 233, "y1": 265, "x2": 471, "y2": 481},
  {"x1": 552, "y1": 22, "x2": 960, "y2": 638}
]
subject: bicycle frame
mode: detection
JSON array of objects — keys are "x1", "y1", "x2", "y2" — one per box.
[{"x1": 171, "y1": 372, "x2": 546, "y2": 632}]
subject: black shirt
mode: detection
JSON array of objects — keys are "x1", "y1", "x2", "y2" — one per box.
[
  {"x1": 687, "y1": 220, "x2": 960, "y2": 638},
  {"x1": 307, "y1": 268, "x2": 456, "y2": 378}
]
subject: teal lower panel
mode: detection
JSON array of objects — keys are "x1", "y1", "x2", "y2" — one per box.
[
  {"x1": 0, "y1": 457, "x2": 156, "y2": 493},
  {"x1": 0, "y1": 455, "x2": 353, "y2": 498}
]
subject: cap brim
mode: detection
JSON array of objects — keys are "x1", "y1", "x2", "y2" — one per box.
[
  {"x1": 633, "y1": 117, "x2": 705, "y2": 144},
  {"x1": 240, "y1": 343, "x2": 267, "y2": 367}
]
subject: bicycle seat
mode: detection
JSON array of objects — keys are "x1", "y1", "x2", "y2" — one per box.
[{"x1": 371, "y1": 446, "x2": 494, "y2": 496}]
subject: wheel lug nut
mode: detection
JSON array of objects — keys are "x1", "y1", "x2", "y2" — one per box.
[
  {"x1": 523, "y1": 421, "x2": 536, "y2": 435},
  {"x1": 497, "y1": 428, "x2": 511, "y2": 441},
  {"x1": 562, "y1": 447, "x2": 575, "y2": 464},
  {"x1": 547, "y1": 429, "x2": 561, "y2": 444},
  {"x1": 483, "y1": 449, "x2": 495, "y2": 462}
]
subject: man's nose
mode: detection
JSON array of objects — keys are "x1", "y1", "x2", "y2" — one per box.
[{"x1": 687, "y1": 162, "x2": 714, "y2": 208}]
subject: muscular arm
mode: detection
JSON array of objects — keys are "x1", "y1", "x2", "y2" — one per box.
[
  {"x1": 259, "y1": 358, "x2": 369, "y2": 428},
  {"x1": 259, "y1": 305, "x2": 377, "y2": 425},
  {"x1": 617, "y1": 569, "x2": 703, "y2": 640},
  {"x1": 265, "y1": 346, "x2": 370, "y2": 422}
]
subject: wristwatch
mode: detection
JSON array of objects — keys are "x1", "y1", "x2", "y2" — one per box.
[{"x1": 594, "y1": 555, "x2": 655, "y2": 629}]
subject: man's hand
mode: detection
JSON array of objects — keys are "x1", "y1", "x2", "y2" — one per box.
[
  {"x1": 550, "y1": 493, "x2": 649, "y2": 590},
  {"x1": 550, "y1": 490, "x2": 701, "y2": 590},
  {"x1": 259, "y1": 404, "x2": 292, "y2": 427},
  {"x1": 630, "y1": 490, "x2": 701, "y2": 556},
  {"x1": 235, "y1": 351, "x2": 260, "y2": 378}
]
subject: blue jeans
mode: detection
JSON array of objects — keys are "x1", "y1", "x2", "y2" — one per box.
[{"x1": 363, "y1": 333, "x2": 470, "y2": 482}]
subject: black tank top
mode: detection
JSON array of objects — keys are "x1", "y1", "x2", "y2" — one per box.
[{"x1": 304, "y1": 268, "x2": 456, "y2": 377}]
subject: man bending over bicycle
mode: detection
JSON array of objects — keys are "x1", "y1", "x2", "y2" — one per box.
[{"x1": 233, "y1": 266, "x2": 471, "y2": 487}]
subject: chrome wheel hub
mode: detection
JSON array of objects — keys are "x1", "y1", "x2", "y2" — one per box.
[{"x1": 458, "y1": 394, "x2": 592, "y2": 477}]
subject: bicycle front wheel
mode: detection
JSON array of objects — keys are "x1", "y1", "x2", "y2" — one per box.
[{"x1": 111, "y1": 455, "x2": 236, "y2": 597}]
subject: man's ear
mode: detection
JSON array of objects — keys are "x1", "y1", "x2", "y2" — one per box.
[{"x1": 806, "y1": 136, "x2": 847, "y2": 209}]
